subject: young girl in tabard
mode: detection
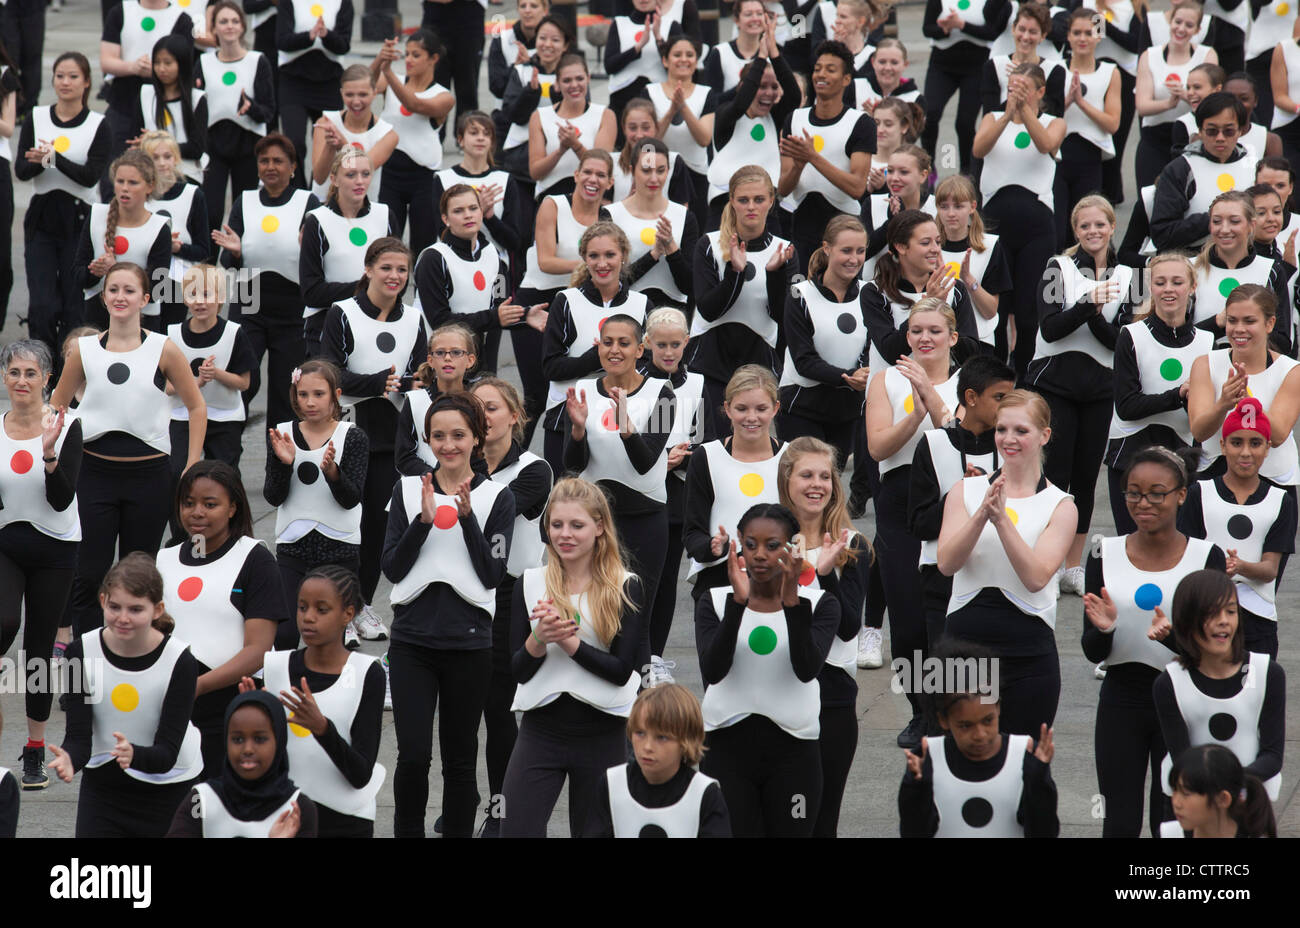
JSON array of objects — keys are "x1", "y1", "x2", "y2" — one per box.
[
  {"x1": 265, "y1": 359, "x2": 368, "y2": 651},
  {"x1": 470, "y1": 377, "x2": 553, "y2": 837},
  {"x1": 200, "y1": 1, "x2": 273, "y2": 229},
  {"x1": 640, "y1": 308, "x2": 710, "y2": 686},
  {"x1": 503, "y1": 477, "x2": 647, "y2": 837},
  {"x1": 52, "y1": 263, "x2": 207, "y2": 636},
  {"x1": 299, "y1": 149, "x2": 392, "y2": 358},
  {"x1": 528, "y1": 53, "x2": 617, "y2": 204},
  {"x1": 689, "y1": 166, "x2": 797, "y2": 439},
  {"x1": 274, "y1": 0, "x2": 352, "y2": 187},
  {"x1": 683, "y1": 366, "x2": 787, "y2": 599},
  {"x1": 866, "y1": 298, "x2": 963, "y2": 748},
  {"x1": 585, "y1": 683, "x2": 731, "y2": 837},
  {"x1": 920, "y1": 0, "x2": 1012, "y2": 174},
  {"x1": 310, "y1": 64, "x2": 398, "y2": 203},
  {"x1": 979, "y1": 2, "x2": 1066, "y2": 115},
  {"x1": 936, "y1": 174, "x2": 1011, "y2": 352},
  {"x1": 487, "y1": 0, "x2": 548, "y2": 105},
  {"x1": 382, "y1": 391, "x2": 515, "y2": 838},
  {"x1": 159, "y1": 461, "x2": 282, "y2": 777},
  {"x1": 73, "y1": 151, "x2": 173, "y2": 331},
  {"x1": 396, "y1": 322, "x2": 479, "y2": 476},
  {"x1": 608, "y1": 138, "x2": 697, "y2": 312},
  {"x1": 778, "y1": 216, "x2": 872, "y2": 476},
  {"x1": 496, "y1": 14, "x2": 574, "y2": 189},
  {"x1": 1054, "y1": 8, "x2": 1122, "y2": 247},
  {"x1": 14, "y1": 53, "x2": 111, "y2": 356},
  {"x1": 1250, "y1": 183, "x2": 1298, "y2": 269},
  {"x1": 1183, "y1": 399, "x2": 1297, "y2": 658},
  {"x1": 540, "y1": 221, "x2": 650, "y2": 477},
  {"x1": 1135, "y1": 0, "x2": 1216, "y2": 187},
  {"x1": 695, "y1": 503, "x2": 839, "y2": 838},
  {"x1": 865, "y1": 98, "x2": 924, "y2": 193},
  {"x1": 1106, "y1": 253, "x2": 1214, "y2": 534},
  {"x1": 141, "y1": 132, "x2": 212, "y2": 333},
  {"x1": 701, "y1": 0, "x2": 767, "y2": 95},
  {"x1": 855, "y1": 37, "x2": 924, "y2": 114},
  {"x1": 615, "y1": 98, "x2": 692, "y2": 207},
  {"x1": 972, "y1": 63, "x2": 1066, "y2": 377},
  {"x1": 48, "y1": 553, "x2": 204, "y2": 838},
  {"x1": 778, "y1": 437, "x2": 868, "y2": 837},
  {"x1": 1164, "y1": 744, "x2": 1277, "y2": 837},
  {"x1": 1082, "y1": 444, "x2": 1226, "y2": 838},
  {"x1": 371, "y1": 30, "x2": 455, "y2": 256},
  {"x1": 262, "y1": 565, "x2": 385, "y2": 837},
  {"x1": 1186, "y1": 193, "x2": 1294, "y2": 351},
  {"x1": 937, "y1": 390, "x2": 1077, "y2": 737},
  {"x1": 651, "y1": 37, "x2": 716, "y2": 218},
  {"x1": 1027, "y1": 196, "x2": 1133, "y2": 595},
  {"x1": 0, "y1": 340, "x2": 82, "y2": 791},
  {"x1": 867, "y1": 145, "x2": 937, "y2": 253},
  {"x1": 1189, "y1": 286, "x2": 1300, "y2": 493},
  {"x1": 1154, "y1": 568, "x2": 1285, "y2": 821},
  {"x1": 166, "y1": 689, "x2": 318, "y2": 837},
  {"x1": 138, "y1": 36, "x2": 207, "y2": 187},
  {"x1": 321, "y1": 237, "x2": 424, "y2": 645},
  {"x1": 899, "y1": 639, "x2": 1059, "y2": 837},
  {"x1": 211, "y1": 133, "x2": 315, "y2": 431},
  {"x1": 562, "y1": 314, "x2": 676, "y2": 636},
  {"x1": 603, "y1": 0, "x2": 675, "y2": 133}
]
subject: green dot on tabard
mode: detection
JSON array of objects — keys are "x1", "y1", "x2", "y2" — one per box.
[
  {"x1": 748, "y1": 625, "x2": 778, "y2": 655},
  {"x1": 573, "y1": 611, "x2": 581, "y2": 626},
  {"x1": 957, "y1": 0, "x2": 970, "y2": 8},
  {"x1": 1218, "y1": 277, "x2": 1240, "y2": 299},
  {"x1": 141, "y1": 16, "x2": 156, "y2": 30},
  {"x1": 222, "y1": 71, "x2": 238, "y2": 86},
  {"x1": 750, "y1": 123, "x2": 766, "y2": 142},
  {"x1": 1014, "y1": 131, "x2": 1031, "y2": 149},
  {"x1": 1159, "y1": 358, "x2": 1184, "y2": 381},
  {"x1": 348, "y1": 227, "x2": 368, "y2": 247}
]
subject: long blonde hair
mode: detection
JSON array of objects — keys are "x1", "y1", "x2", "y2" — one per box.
[
  {"x1": 719, "y1": 165, "x2": 776, "y2": 265},
  {"x1": 1195, "y1": 191, "x2": 1255, "y2": 276},
  {"x1": 541, "y1": 478, "x2": 634, "y2": 647},
  {"x1": 777, "y1": 436, "x2": 862, "y2": 568},
  {"x1": 569, "y1": 221, "x2": 630, "y2": 288},
  {"x1": 1134, "y1": 252, "x2": 1197, "y2": 322},
  {"x1": 934, "y1": 175, "x2": 985, "y2": 252},
  {"x1": 137, "y1": 130, "x2": 182, "y2": 193},
  {"x1": 1063, "y1": 194, "x2": 1117, "y2": 257}
]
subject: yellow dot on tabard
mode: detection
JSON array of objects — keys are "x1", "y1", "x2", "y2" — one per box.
[
  {"x1": 738, "y1": 472, "x2": 764, "y2": 497},
  {"x1": 261, "y1": 214, "x2": 280, "y2": 234},
  {"x1": 178, "y1": 0, "x2": 190, "y2": 7},
  {"x1": 945, "y1": 260, "x2": 962, "y2": 278},
  {"x1": 110, "y1": 683, "x2": 139, "y2": 712},
  {"x1": 1278, "y1": 2, "x2": 1291, "y2": 14},
  {"x1": 1216, "y1": 174, "x2": 1236, "y2": 192},
  {"x1": 540, "y1": 81, "x2": 552, "y2": 97},
  {"x1": 53, "y1": 135, "x2": 71, "y2": 153},
  {"x1": 1246, "y1": 386, "x2": 1254, "y2": 398},
  {"x1": 812, "y1": 134, "x2": 825, "y2": 153},
  {"x1": 903, "y1": 394, "x2": 915, "y2": 415},
  {"x1": 1005, "y1": 507, "x2": 1019, "y2": 525},
  {"x1": 640, "y1": 227, "x2": 657, "y2": 246},
  {"x1": 1104, "y1": 8, "x2": 1114, "y2": 20},
  {"x1": 289, "y1": 721, "x2": 311, "y2": 737},
  {"x1": 309, "y1": 3, "x2": 324, "y2": 15},
  {"x1": 163, "y1": 111, "x2": 172, "y2": 126}
]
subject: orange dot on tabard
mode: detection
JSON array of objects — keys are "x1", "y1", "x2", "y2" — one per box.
[
  {"x1": 602, "y1": 407, "x2": 620, "y2": 431},
  {"x1": 473, "y1": 270, "x2": 487, "y2": 290},
  {"x1": 433, "y1": 505, "x2": 459, "y2": 529},
  {"x1": 178, "y1": 576, "x2": 203, "y2": 601},
  {"x1": 400, "y1": 105, "x2": 412, "y2": 117},
  {"x1": 798, "y1": 564, "x2": 816, "y2": 586},
  {"x1": 114, "y1": 236, "x2": 129, "y2": 255},
  {"x1": 10, "y1": 450, "x2": 33, "y2": 474}
]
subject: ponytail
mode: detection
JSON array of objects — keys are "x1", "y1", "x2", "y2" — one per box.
[
  {"x1": 807, "y1": 214, "x2": 867, "y2": 280},
  {"x1": 1168, "y1": 744, "x2": 1277, "y2": 838}
]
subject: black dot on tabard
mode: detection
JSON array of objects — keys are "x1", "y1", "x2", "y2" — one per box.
[
  {"x1": 671, "y1": 111, "x2": 685, "y2": 126},
  {"x1": 1078, "y1": 84, "x2": 1087, "y2": 97},
  {"x1": 837, "y1": 312, "x2": 857, "y2": 334},
  {"x1": 744, "y1": 264, "x2": 757, "y2": 282},
  {"x1": 638, "y1": 824, "x2": 668, "y2": 838},
  {"x1": 189, "y1": 358, "x2": 204, "y2": 377},
  {"x1": 1227, "y1": 514, "x2": 1253, "y2": 540},
  {"x1": 106, "y1": 362, "x2": 130, "y2": 385},
  {"x1": 297, "y1": 461, "x2": 320, "y2": 485},
  {"x1": 1208, "y1": 713, "x2": 1238, "y2": 741},
  {"x1": 961, "y1": 797, "x2": 994, "y2": 828},
  {"x1": 375, "y1": 332, "x2": 397, "y2": 353}
]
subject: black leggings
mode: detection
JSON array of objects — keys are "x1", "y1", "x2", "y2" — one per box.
[
  {"x1": 920, "y1": 563, "x2": 951, "y2": 651},
  {"x1": 813, "y1": 699, "x2": 858, "y2": 838},
  {"x1": 233, "y1": 307, "x2": 305, "y2": 431},
  {"x1": 1042, "y1": 391, "x2": 1111, "y2": 534},
  {"x1": 996, "y1": 649, "x2": 1061, "y2": 737},
  {"x1": 700, "y1": 374, "x2": 732, "y2": 441},
  {"x1": 1135, "y1": 123, "x2": 1176, "y2": 192},
  {"x1": 1103, "y1": 69, "x2": 1136, "y2": 205},
  {"x1": 360, "y1": 450, "x2": 396, "y2": 604},
  {"x1": 278, "y1": 72, "x2": 341, "y2": 191},
  {"x1": 203, "y1": 134, "x2": 260, "y2": 233},
  {"x1": 379, "y1": 159, "x2": 439, "y2": 257},
  {"x1": 0, "y1": 166, "x2": 13, "y2": 330},
  {"x1": 543, "y1": 425, "x2": 565, "y2": 481},
  {"x1": 617, "y1": 507, "x2": 667, "y2": 656},
  {"x1": 500, "y1": 707, "x2": 627, "y2": 837},
  {"x1": 75, "y1": 764, "x2": 192, "y2": 838},
  {"x1": 1053, "y1": 157, "x2": 1103, "y2": 250},
  {"x1": 701, "y1": 714, "x2": 822, "y2": 838},
  {"x1": 875, "y1": 469, "x2": 927, "y2": 716},
  {"x1": 649, "y1": 515, "x2": 685, "y2": 657},
  {"x1": 1242, "y1": 610, "x2": 1278, "y2": 660},
  {"x1": 0, "y1": 537, "x2": 75, "y2": 723},
  {"x1": 316, "y1": 804, "x2": 375, "y2": 838},
  {"x1": 1107, "y1": 465, "x2": 1138, "y2": 536},
  {"x1": 70, "y1": 454, "x2": 172, "y2": 635},
  {"x1": 1247, "y1": 52, "x2": 1276, "y2": 130},
  {"x1": 776, "y1": 409, "x2": 858, "y2": 474},
  {"x1": 1095, "y1": 670, "x2": 1167, "y2": 838},
  {"x1": 388, "y1": 640, "x2": 492, "y2": 838},
  {"x1": 921, "y1": 61, "x2": 985, "y2": 174},
  {"x1": 506, "y1": 296, "x2": 553, "y2": 449},
  {"x1": 485, "y1": 578, "x2": 520, "y2": 800},
  {"x1": 984, "y1": 189, "x2": 1056, "y2": 379},
  {"x1": 275, "y1": 550, "x2": 360, "y2": 650},
  {"x1": 24, "y1": 220, "x2": 89, "y2": 359}
]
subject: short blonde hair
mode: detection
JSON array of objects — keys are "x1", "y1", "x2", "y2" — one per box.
[
  {"x1": 627, "y1": 684, "x2": 706, "y2": 765},
  {"x1": 182, "y1": 263, "x2": 226, "y2": 307},
  {"x1": 644, "y1": 306, "x2": 689, "y2": 340},
  {"x1": 724, "y1": 363, "x2": 779, "y2": 405}
]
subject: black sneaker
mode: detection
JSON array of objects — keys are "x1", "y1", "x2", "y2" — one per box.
[
  {"x1": 21, "y1": 745, "x2": 49, "y2": 790},
  {"x1": 896, "y1": 716, "x2": 924, "y2": 751},
  {"x1": 847, "y1": 491, "x2": 868, "y2": 520}
]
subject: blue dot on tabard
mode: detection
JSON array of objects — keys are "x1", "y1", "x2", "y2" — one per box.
[{"x1": 1134, "y1": 583, "x2": 1162, "y2": 611}]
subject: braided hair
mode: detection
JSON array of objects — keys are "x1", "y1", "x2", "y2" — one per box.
[{"x1": 104, "y1": 150, "x2": 157, "y2": 256}]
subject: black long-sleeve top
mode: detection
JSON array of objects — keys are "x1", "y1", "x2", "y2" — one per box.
[
  {"x1": 695, "y1": 589, "x2": 839, "y2": 684},
  {"x1": 1150, "y1": 143, "x2": 1255, "y2": 252},
  {"x1": 922, "y1": 0, "x2": 1012, "y2": 71},
  {"x1": 74, "y1": 211, "x2": 173, "y2": 293},
  {"x1": 860, "y1": 278, "x2": 982, "y2": 366},
  {"x1": 138, "y1": 92, "x2": 209, "y2": 168},
  {"x1": 488, "y1": 22, "x2": 535, "y2": 100},
  {"x1": 980, "y1": 56, "x2": 1066, "y2": 116},
  {"x1": 13, "y1": 107, "x2": 113, "y2": 236},
  {"x1": 152, "y1": 178, "x2": 212, "y2": 264},
  {"x1": 603, "y1": 8, "x2": 692, "y2": 77},
  {"x1": 412, "y1": 231, "x2": 509, "y2": 336},
  {"x1": 1179, "y1": 477, "x2": 1298, "y2": 561},
  {"x1": 1024, "y1": 250, "x2": 1132, "y2": 402},
  {"x1": 540, "y1": 280, "x2": 644, "y2": 429},
  {"x1": 61, "y1": 632, "x2": 199, "y2": 774},
  {"x1": 282, "y1": 648, "x2": 385, "y2": 790},
  {"x1": 626, "y1": 211, "x2": 699, "y2": 308},
  {"x1": 908, "y1": 421, "x2": 997, "y2": 544},
  {"x1": 382, "y1": 469, "x2": 515, "y2": 650},
  {"x1": 711, "y1": 54, "x2": 801, "y2": 152},
  {"x1": 687, "y1": 231, "x2": 797, "y2": 384},
  {"x1": 898, "y1": 735, "x2": 1059, "y2": 837},
  {"x1": 263, "y1": 421, "x2": 368, "y2": 565},
  {"x1": 429, "y1": 166, "x2": 524, "y2": 259},
  {"x1": 101, "y1": 6, "x2": 194, "y2": 116},
  {"x1": 561, "y1": 376, "x2": 676, "y2": 516},
  {"x1": 1154, "y1": 658, "x2": 1286, "y2": 784},
  {"x1": 220, "y1": 185, "x2": 319, "y2": 319},
  {"x1": 779, "y1": 275, "x2": 869, "y2": 424},
  {"x1": 275, "y1": 0, "x2": 352, "y2": 83},
  {"x1": 299, "y1": 199, "x2": 392, "y2": 311},
  {"x1": 204, "y1": 54, "x2": 276, "y2": 159},
  {"x1": 584, "y1": 762, "x2": 731, "y2": 837},
  {"x1": 817, "y1": 534, "x2": 870, "y2": 708}
]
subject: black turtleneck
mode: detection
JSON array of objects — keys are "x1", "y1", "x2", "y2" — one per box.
[
  {"x1": 541, "y1": 280, "x2": 639, "y2": 430},
  {"x1": 908, "y1": 421, "x2": 998, "y2": 545},
  {"x1": 412, "y1": 231, "x2": 509, "y2": 336},
  {"x1": 584, "y1": 761, "x2": 731, "y2": 837}
]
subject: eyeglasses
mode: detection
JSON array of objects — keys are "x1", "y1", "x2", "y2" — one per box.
[
  {"x1": 1201, "y1": 125, "x2": 1239, "y2": 138},
  {"x1": 431, "y1": 349, "x2": 468, "y2": 359},
  {"x1": 1124, "y1": 490, "x2": 1170, "y2": 505}
]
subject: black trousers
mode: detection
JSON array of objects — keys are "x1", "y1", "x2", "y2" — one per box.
[
  {"x1": 70, "y1": 454, "x2": 172, "y2": 635},
  {"x1": 278, "y1": 72, "x2": 341, "y2": 189},
  {"x1": 1107, "y1": 465, "x2": 1138, "y2": 536},
  {"x1": 1242, "y1": 610, "x2": 1278, "y2": 660},
  {"x1": 922, "y1": 61, "x2": 985, "y2": 174},
  {"x1": 0, "y1": 167, "x2": 12, "y2": 330},
  {"x1": 649, "y1": 511, "x2": 685, "y2": 657},
  {"x1": 0, "y1": 543, "x2": 74, "y2": 723},
  {"x1": 204, "y1": 134, "x2": 260, "y2": 233},
  {"x1": 485, "y1": 578, "x2": 520, "y2": 799},
  {"x1": 1053, "y1": 157, "x2": 1103, "y2": 250},
  {"x1": 984, "y1": 189, "x2": 1055, "y2": 379},
  {"x1": 275, "y1": 550, "x2": 360, "y2": 650},
  {"x1": 997, "y1": 649, "x2": 1061, "y2": 737},
  {"x1": 378, "y1": 158, "x2": 439, "y2": 257},
  {"x1": 813, "y1": 699, "x2": 858, "y2": 838},
  {"x1": 1247, "y1": 52, "x2": 1275, "y2": 129},
  {"x1": 1, "y1": 0, "x2": 45, "y2": 116},
  {"x1": 1135, "y1": 123, "x2": 1175, "y2": 192},
  {"x1": 232, "y1": 306, "x2": 305, "y2": 430},
  {"x1": 542, "y1": 424, "x2": 566, "y2": 480},
  {"x1": 303, "y1": 312, "x2": 327, "y2": 359},
  {"x1": 617, "y1": 507, "x2": 667, "y2": 658},
  {"x1": 253, "y1": 19, "x2": 280, "y2": 106},
  {"x1": 776, "y1": 409, "x2": 858, "y2": 472},
  {"x1": 1042, "y1": 390, "x2": 1111, "y2": 534},
  {"x1": 875, "y1": 469, "x2": 927, "y2": 716},
  {"x1": 75, "y1": 765, "x2": 192, "y2": 838},
  {"x1": 701, "y1": 714, "x2": 822, "y2": 838},
  {"x1": 423, "y1": 0, "x2": 485, "y2": 124},
  {"x1": 508, "y1": 292, "x2": 554, "y2": 448},
  {"x1": 920, "y1": 563, "x2": 951, "y2": 651},
  {"x1": 316, "y1": 803, "x2": 375, "y2": 838},
  {"x1": 359, "y1": 450, "x2": 395, "y2": 604},
  {"x1": 388, "y1": 640, "x2": 492, "y2": 838},
  {"x1": 1095, "y1": 672, "x2": 1166, "y2": 838},
  {"x1": 24, "y1": 220, "x2": 88, "y2": 358},
  {"x1": 1103, "y1": 69, "x2": 1137, "y2": 205}
]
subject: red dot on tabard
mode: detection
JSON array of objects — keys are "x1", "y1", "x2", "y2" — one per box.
[
  {"x1": 113, "y1": 236, "x2": 129, "y2": 255},
  {"x1": 598, "y1": 317, "x2": 608, "y2": 330},
  {"x1": 433, "y1": 505, "x2": 459, "y2": 529},
  {"x1": 10, "y1": 450, "x2": 33, "y2": 474},
  {"x1": 178, "y1": 577, "x2": 203, "y2": 601},
  {"x1": 350, "y1": 141, "x2": 364, "y2": 150},
  {"x1": 798, "y1": 565, "x2": 816, "y2": 586},
  {"x1": 601, "y1": 407, "x2": 619, "y2": 431},
  {"x1": 473, "y1": 270, "x2": 487, "y2": 290},
  {"x1": 634, "y1": 29, "x2": 644, "y2": 41},
  {"x1": 400, "y1": 105, "x2": 412, "y2": 117}
]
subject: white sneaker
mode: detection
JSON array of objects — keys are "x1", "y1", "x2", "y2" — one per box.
[
  {"x1": 381, "y1": 653, "x2": 393, "y2": 710},
  {"x1": 857, "y1": 627, "x2": 883, "y2": 668},
  {"x1": 344, "y1": 620, "x2": 361, "y2": 650},
  {"x1": 648, "y1": 655, "x2": 677, "y2": 686},
  {"x1": 1094, "y1": 661, "x2": 1107, "y2": 680},
  {"x1": 356, "y1": 604, "x2": 389, "y2": 640},
  {"x1": 1059, "y1": 566, "x2": 1085, "y2": 596}
]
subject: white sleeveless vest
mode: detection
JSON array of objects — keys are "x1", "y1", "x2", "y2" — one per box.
[
  {"x1": 381, "y1": 80, "x2": 452, "y2": 170},
  {"x1": 780, "y1": 279, "x2": 868, "y2": 388},
  {"x1": 706, "y1": 113, "x2": 779, "y2": 201},
  {"x1": 1185, "y1": 154, "x2": 1257, "y2": 217},
  {"x1": 535, "y1": 103, "x2": 609, "y2": 195},
  {"x1": 1141, "y1": 44, "x2": 1212, "y2": 128},
  {"x1": 979, "y1": 112, "x2": 1059, "y2": 211},
  {"x1": 200, "y1": 51, "x2": 267, "y2": 135},
  {"x1": 83, "y1": 204, "x2": 171, "y2": 306},
  {"x1": 491, "y1": 450, "x2": 551, "y2": 577},
  {"x1": 76, "y1": 332, "x2": 172, "y2": 454},
  {"x1": 607, "y1": 15, "x2": 671, "y2": 92},
  {"x1": 690, "y1": 232, "x2": 788, "y2": 348},
  {"x1": 1192, "y1": 255, "x2": 1275, "y2": 327},
  {"x1": 546, "y1": 289, "x2": 649, "y2": 406},
  {"x1": 156, "y1": 536, "x2": 262, "y2": 670},
  {"x1": 436, "y1": 167, "x2": 514, "y2": 253},
  {"x1": 139, "y1": 86, "x2": 207, "y2": 182},
  {"x1": 607, "y1": 765, "x2": 717, "y2": 837},
  {"x1": 573, "y1": 377, "x2": 672, "y2": 503},
  {"x1": 918, "y1": 429, "x2": 996, "y2": 566},
  {"x1": 648, "y1": 82, "x2": 711, "y2": 174},
  {"x1": 688, "y1": 440, "x2": 785, "y2": 577},
  {"x1": 942, "y1": 237, "x2": 1007, "y2": 345},
  {"x1": 1032, "y1": 259, "x2": 1131, "y2": 365},
  {"x1": 930, "y1": 0, "x2": 990, "y2": 50},
  {"x1": 1081, "y1": 0, "x2": 1139, "y2": 73},
  {"x1": 1202, "y1": 350, "x2": 1300, "y2": 483},
  {"x1": 306, "y1": 204, "x2": 392, "y2": 317},
  {"x1": 312, "y1": 112, "x2": 396, "y2": 200},
  {"x1": 336, "y1": 298, "x2": 422, "y2": 410},
  {"x1": 931, "y1": 734, "x2": 1031, "y2": 837},
  {"x1": 167, "y1": 320, "x2": 245, "y2": 422},
  {"x1": 796, "y1": 535, "x2": 864, "y2": 675},
  {"x1": 31, "y1": 106, "x2": 105, "y2": 204},
  {"x1": 414, "y1": 240, "x2": 500, "y2": 319},
  {"x1": 1064, "y1": 62, "x2": 1118, "y2": 155},
  {"x1": 0, "y1": 412, "x2": 80, "y2": 540},
  {"x1": 606, "y1": 200, "x2": 689, "y2": 303},
  {"x1": 273, "y1": 419, "x2": 363, "y2": 545},
  {"x1": 193, "y1": 783, "x2": 302, "y2": 837},
  {"x1": 240, "y1": 189, "x2": 312, "y2": 284},
  {"x1": 1108, "y1": 322, "x2": 1213, "y2": 446},
  {"x1": 279, "y1": 0, "x2": 342, "y2": 67},
  {"x1": 876, "y1": 366, "x2": 961, "y2": 476},
  {"x1": 1197, "y1": 478, "x2": 1286, "y2": 618},
  {"x1": 504, "y1": 64, "x2": 557, "y2": 150},
  {"x1": 788, "y1": 106, "x2": 869, "y2": 213},
  {"x1": 120, "y1": 1, "x2": 186, "y2": 64},
  {"x1": 148, "y1": 181, "x2": 203, "y2": 284},
  {"x1": 521, "y1": 195, "x2": 590, "y2": 291},
  {"x1": 402, "y1": 389, "x2": 438, "y2": 470}
]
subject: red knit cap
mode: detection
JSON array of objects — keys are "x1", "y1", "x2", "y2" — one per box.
[{"x1": 1222, "y1": 397, "x2": 1271, "y2": 442}]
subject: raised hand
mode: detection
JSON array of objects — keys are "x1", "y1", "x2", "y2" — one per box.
[
  {"x1": 525, "y1": 303, "x2": 549, "y2": 332},
  {"x1": 816, "y1": 528, "x2": 851, "y2": 574},
  {"x1": 454, "y1": 478, "x2": 474, "y2": 518},
  {"x1": 269, "y1": 801, "x2": 301, "y2": 838},
  {"x1": 1089, "y1": 279, "x2": 1120, "y2": 307},
  {"x1": 710, "y1": 524, "x2": 730, "y2": 558},
  {"x1": 1083, "y1": 587, "x2": 1118, "y2": 631},
  {"x1": 197, "y1": 355, "x2": 218, "y2": 386},
  {"x1": 565, "y1": 386, "x2": 589, "y2": 437},
  {"x1": 268, "y1": 428, "x2": 297, "y2": 466},
  {"x1": 47, "y1": 743, "x2": 74, "y2": 783},
  {"x1": 729, "y1": 235, "x2": 748, "y2": 274},
  {"x1": 477, "y1": 182, "x2": 503, "y2": 219},
  {"x1": 320, "y1": 440, "x2": 339, "y2": 481},
  {"x1": 418, "y1": 472, "x2": 439, "y2": 525},
  {"x1": 841, "y1": 366, "x2": 871, "y2": 391},
  {"x1": 237, "y1": 676, "x2": 258, "y2": 694},
  {"x1": 211, "y1": 223, "x2": 241, "y2": 257},
  {"x1": 726, "y1": 537, "x2": 750, "y2": 603},
  {"x1": 1031, "y1": 724, "x2": 1055, "y2": 763},
  {"x1": 767, "y1": 242, "x2": 795, "y2": 271},
  {"x1": 651, "y1": 213, "x2": 677, "y2": 258},
  {"x1": 776, "y1": 540, "x2": 801, "y2": 603},
  {"x1": 497, "y1": 297, "x2": 526, "y2": 327},
  {"x1": 666, "y1": 441, "x2": 691, "y2": 468},
  {"x1": 903, "y1": 736, "x2": 929, "y2": 779},
  {"x1": 41, "y1": 406, "x2": 66, "y2": 461},
  {"x1": 279, "y1": 677, "x2": 327, "y2": 736},
  {"x1": 1224, "y1": 548, "x2": 1239, "y2": 577},
  {"x1": 1220, "y1": 362, "x2": 1248, "y2": 407},
  {"x1": 1148, "y1": 605, "x2": 1172, "y2": 641},
  {"x1": 384, "y1": 365, "x2": 402, "y2": 395},
  {"x1": 110, "y1": 731, "x2": 134, "y2": 770}
]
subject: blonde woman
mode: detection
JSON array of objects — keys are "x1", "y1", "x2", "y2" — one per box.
[{"x1": 140, "y1": 131, "x2": 212, "y2": 331}]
